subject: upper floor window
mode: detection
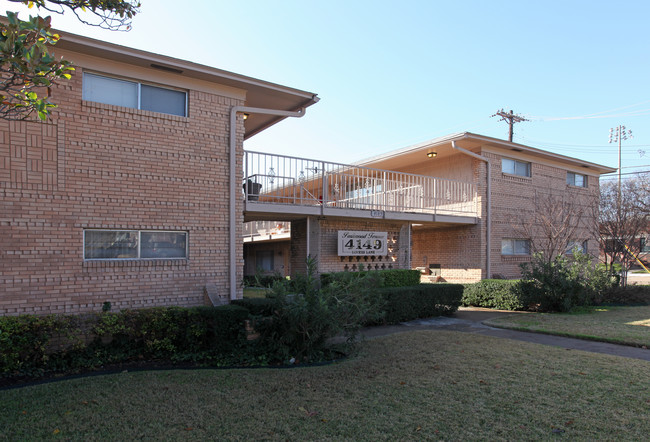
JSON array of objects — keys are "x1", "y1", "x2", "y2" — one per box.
[
  {"x1": 567, "y1": 172, "x2": 587, "y2": 187},
  {"x1": 84, "y1": 230, "x2": 188, "y2": 260},
  {"x1": 82, "y1": 72, "x2": 187, "y2": 117},
  {"x1": 502, "y1": 158, "x2": 531, "y2": 177},
  {"x1": 501, "y1": 238, "x2": 531, "y2": 255}
]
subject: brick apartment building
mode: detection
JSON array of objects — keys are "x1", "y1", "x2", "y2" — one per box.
[
  {"x1": 0, "y1": 31, "x2": 318, "y2": 315},
  {"x1": 1, "y1": 32, "x2": 616, "y2": 316},
  {"x1": 243, "y1": 133, "x2": 615, "y2": 282}
]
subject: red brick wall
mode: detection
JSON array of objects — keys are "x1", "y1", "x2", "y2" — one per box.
[
  {"x1": 290, "y1": 217, "x2": 410, "y2": 276},
  {"x1": 486, "y1": 150, "x2": 600, "y2": 279},
  {"x1": 411, "y1": 225, "x2": 484, "y2": 283},
  {"x1": 0, "y1": 66, "x2": 245, "y2": 315}
]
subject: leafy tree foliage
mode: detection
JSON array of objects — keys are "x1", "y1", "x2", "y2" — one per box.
[
  {"x1": 1, "y1": 0, "x2": 140, "y2": 120},
  {"x1": 516, "y1": 250, "x2": 615, "y2": 312}
]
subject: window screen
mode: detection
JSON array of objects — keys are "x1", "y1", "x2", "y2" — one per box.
[
  {"x1": 83, "y1": 73, "x2": 138, "y2": 109},
  {"x1": 83, "y1": 72, "x2": 187, "y2": 117}
]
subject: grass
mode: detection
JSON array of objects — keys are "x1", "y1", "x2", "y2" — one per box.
[
  {"x1": 485, "y1": 305, "x2": 650, "y2": 347},
  {"x1": 2, "y1": 331, "x2": 649, "y2": 440},
  {"x1": 243, "y1": 287, "x2": 268, "y2": 299}
]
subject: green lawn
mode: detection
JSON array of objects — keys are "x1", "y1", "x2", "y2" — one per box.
[
  {"x1": 242, "y1": 287, "x2": 268, "y2": 299},
  {"x1": 485, "y1": 305, "x2": 650, "y2": 347},
  {"x1": 2, "y1": 331, "x2": 649, "y2": 440}
]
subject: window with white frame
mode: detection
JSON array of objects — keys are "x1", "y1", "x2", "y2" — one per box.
[
  {"x1": 502, "y1": 158, "x2": 531, "y2": 177},
  {"x1": 501, "y1": 238, "x2": 531, "y2": 255},
  {"x1": 566, "y1": 240, "x2": 588, "y2": 254},
  {"x1": 82, "y1": 72, "x2": 187, "y2": 117},
  {"x1": 84, "y1": 230, "x2": 188, "y2": 260},
  {"x1": 567, "y1": 172, "x2": 587, "y2": 187}
]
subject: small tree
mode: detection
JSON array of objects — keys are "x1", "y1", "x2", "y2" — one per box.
[
  {"x1": 513, "y1": 189, "x2": 593, "y2": 264},
  {"x1": 1, "y1": 0, "x2": 140, "y2": 120},
  {"x1": 598, "y1": 178, "x2": 648, "y2": 285}
]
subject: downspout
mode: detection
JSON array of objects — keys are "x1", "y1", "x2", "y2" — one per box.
[
  {"x1": 451, "y1": 140, "x2": 491, "y2": 279},
  {"x1": 229, "y1": 105, "x2": 308, "y2": 301}
]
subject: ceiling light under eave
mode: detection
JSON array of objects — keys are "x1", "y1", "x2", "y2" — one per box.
[{"x1": 427, "y1": 151, "x2": 437, "y2": 158}]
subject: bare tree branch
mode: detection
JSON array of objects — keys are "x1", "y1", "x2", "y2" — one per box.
[
  {"x1": 597, "y1": 178, "x2": 648, "y2": 285},
  {"x1": 513, "y1": 189, "x2": 593, "y2": 264}
]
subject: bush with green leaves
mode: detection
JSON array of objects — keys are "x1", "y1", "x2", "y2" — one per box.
[
  {"x1": 598, "y1": 284, "x2": 650, "y2": 306},
  {"x1": 378, "y1": 284, "x2": 463, "y2": 324},
  {"x1": 515, "y1": 251, "x2": 616, "y2": 312},
  {"x1": 254, "y1": 258, "x2": 385, "y2": 363},
  {"x1": 320, "y1": 268, "x2": 420, "y2": 288},
  {"x1": 242, "y1": 269, "x2": 285, "y2": 288},
  {"x1": 462, "y1": 279, "x2": 523, "y2": 310},
  {"x1": 0, "y1": 305, "x2": 251, "y2": 379}
]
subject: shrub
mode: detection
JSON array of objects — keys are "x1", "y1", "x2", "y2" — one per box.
[
  {"x1": 0, "y1": 314, "x2": 84, "y2": 377},
  {"x1": 242, "y1": 271, "x2": 285, "y2": 288},
  {"x1": 231, "y1": 298, "x2": 276, "y2": 316},
  {"x1": 320, "y1": 268, "x2": 420, "y2": 288},
  {"x1": 0, "y1": 305, "x2": 250, "y2": 379},
  {"x1": 515, "y1": 251, "x2": 616, "y2": 312},
  {"x1": 462, "y1": 279, "x2": 523, "y2": 310},
  {"x1": 378, "y1": 284, "x2": 463, "y2": 324},
  {"x1": 598, "y1": 285, "x2": 650, "y2": 305},
  {"x1": 254, "y1": 258, "x2": 385, "y2": 362}
]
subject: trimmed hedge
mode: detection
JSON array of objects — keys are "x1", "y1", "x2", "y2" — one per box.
[
  {"x1": 231, "y1": 298, "x2": 276, "y2": 316},
  {"x1": 462, "y1": 279, "x2": 523, "y2": 310},
  {"x1": 378, "y1": 284, "x2": 463, "y2": 324},
  {"x1": 598, "y1": 284, "x2": 650, "y2": 305},
  {"x1": 321, "y1": 269, "x2": 420, "y2": 288},
  {"x1": 0, "y1": 305, "x2": 250, "y2": 379}
]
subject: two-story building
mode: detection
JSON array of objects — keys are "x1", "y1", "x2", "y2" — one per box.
[
  {"x1": 1, "y1": 30, "x2": 615, "y2": 316},
  {"x1": 242, "y1": 133, "x2": 615, "y2": 282},
  {"x1": 0, "y1": 30, "x2": 318, "y2": 315}
]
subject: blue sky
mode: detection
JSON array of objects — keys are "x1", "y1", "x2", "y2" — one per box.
[{"x1": 3, "y1": 0, "x2": 649, "y2": 178}]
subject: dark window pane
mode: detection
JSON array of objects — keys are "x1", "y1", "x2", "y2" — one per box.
[
  {"x1": 141, "y1": 232, "x2": 187, "y2": 258},
  {"x1": 141, "y1": 84, "x2": 186, "y2": 116},
  {"x1": 255, "y1": 250, "x2": 274, "y2": 271}
]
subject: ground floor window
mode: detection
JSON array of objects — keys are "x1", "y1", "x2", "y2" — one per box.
[
  {"x1": 566, "y1": 240, "x2": 588, "y2": 254},
  {"x1": 501, "y1": 238, "x2": 531, "y2": 255},
  {"x1": 641, "y1": 237, "x2": 650, "y2": 253},
  {"x1": 255, "y1": 250, "x2": 274, "y2": 272},
  {"x1": 84, "y1": 230, "x2": 188, "y2": 260}
]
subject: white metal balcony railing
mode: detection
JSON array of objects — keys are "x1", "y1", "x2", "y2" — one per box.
[
  {"x1": 243, "y1": 151, "x2": 478, "y2": 217},
  {"x1": 243, "y1": 220, "x2": 290, "y2": 240}
]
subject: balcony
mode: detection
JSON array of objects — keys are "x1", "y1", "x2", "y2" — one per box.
[
  {"x1": 243, "y1": 220, "x2": 290, "y2": 242},
  {"x1": 243, "y1": 151, "x2": 478, "y2": 224}
]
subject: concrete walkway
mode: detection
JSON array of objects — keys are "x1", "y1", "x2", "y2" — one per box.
[{"x1": 360, "y1": 307, "x2": 650, "y2": 361}]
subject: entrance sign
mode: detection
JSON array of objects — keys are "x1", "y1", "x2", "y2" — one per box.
[{"x1": 338, "y1": 231, "x2": 388, "y2": 256}]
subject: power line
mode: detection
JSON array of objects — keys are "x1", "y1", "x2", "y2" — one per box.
[
  {"x1": 491, "y1": 109, "x2": 528, "y2": 142},
  {"x1": 526, "y1": 100, "x2": 650, "y2": 121},
  {"x1": 601, "y1": 169, "x2": 650, "y2": 178}
]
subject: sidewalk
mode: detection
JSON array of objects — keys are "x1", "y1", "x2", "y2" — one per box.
[{"x1": 359, "y1": 307, "x2": 650, "y2": 361}]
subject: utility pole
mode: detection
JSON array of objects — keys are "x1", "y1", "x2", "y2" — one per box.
[
  {"x1": 492, "y1": 109, "x2": 529, "y2": 142},
  {"x1": 608, "y1": 125, "x2": 633, "y2": 207}
]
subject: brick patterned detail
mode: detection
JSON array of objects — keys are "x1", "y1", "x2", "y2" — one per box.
[{"x1": 0, "y1": 67, "x2": 245, "y2": 315}]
